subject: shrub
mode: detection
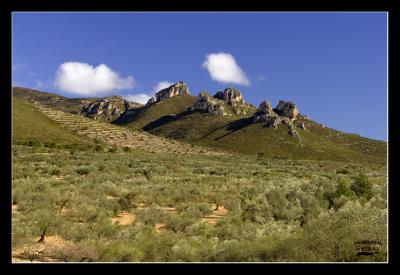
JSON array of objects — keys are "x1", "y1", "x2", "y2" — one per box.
[
  {"x1": 53, "y1": 242, "x2": 98, "y2": 262},
  {"x1": 336, "y1": 168, "x2": 349, "y2": 175},
  {"x1": 94, "y1": 144, "x2": 103, "y2": 152},
  {"x1": 49, "y1": 168, "x2": 61, "y2": 176},
  {"x1": 118, "y1": 197, "x2": 131, "y2": 211},
  {"x1": 75, "y1": 166, "x2": 91, "y2": 176},
  {"x1": 98, "y1": 243, "x2": 143, "y2": 262},
  {"x1": 26, "y1": 140, "x2": 41, "y2": 147},
  {"x1": 351, "y1": 173, "x2": 372, "y2": 199}
]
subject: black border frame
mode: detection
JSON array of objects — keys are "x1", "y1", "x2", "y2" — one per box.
[{"x1": 1, "y1": 0, "x2": 398, "y2": 273}]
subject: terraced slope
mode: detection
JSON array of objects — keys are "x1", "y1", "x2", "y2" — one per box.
[
  {"x1": 33, "y1": 103, "x2": 223, "y2": 155},
  {"x1": 12, "y1": 97, "x2": 95, "y2": 150},
  {"x1": 13, "y1": 86, "x2": 97, "y2": 114}
]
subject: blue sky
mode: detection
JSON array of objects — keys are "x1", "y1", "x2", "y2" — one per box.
[{"x1": 12, "y1": 12, "x2": 387, "y2": 141}]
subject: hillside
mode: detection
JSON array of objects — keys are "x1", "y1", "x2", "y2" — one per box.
[
  {"x1": 12, "y1": 87, "x2": 98, "y2": 114},
  {"x1": 114, "y1": 95, "x2": 199, "y2": 130},
  {"x1": 12, "y1": 96, "x2": 95, "y2": 150},
  {"x1": 13, "y1": 96, "x2": 223, "y2": 156},
  {"x1": 113, "y1": 92, "x2": 386, "y2": 164},
  {"x1": 13, "y1": 86, "x2": 387, "y2": 164}
]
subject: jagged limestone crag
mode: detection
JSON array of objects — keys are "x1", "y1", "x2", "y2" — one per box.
[
  {"x1": 213, "y1": 88, "x2": 252, "y2": 115},
  {"x1": 253, "y1": 100, "x2": 277, "y2": 123},
  {"x1": 190, "y1": 88, "x2": 255, "y2": 116},
  {"x1": 146, "y1": 81, "x2": 191, "y2": 105},
  {"x1": 214, "y1": 88, "x2": 245, "y2": 105},
  {"x1": 190, "y1": 91, "x2": 227, "y2": 116},
  {"x1": 81, "y1": 96, "x2": 142, "y2": 122},
  {"x1": 273, "y1": 100, "x2": 299, "y2": 120},
  {"x1": 253, "y1": 99, "x2": 301, "y2": 138}
]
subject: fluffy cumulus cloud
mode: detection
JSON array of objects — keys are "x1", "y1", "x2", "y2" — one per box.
[
  {"x1": 202, "y1": 52, "x2": 250, "y2": 86},
  {"x1": 124, "y1": 93, "x2": 152, "y2": 104},
  {"x1": 153, "y1": 81, "x2": 173, "y2": 93},
  {"x1": 54, "y1": 62, "x2": 134, "y2": 95}
]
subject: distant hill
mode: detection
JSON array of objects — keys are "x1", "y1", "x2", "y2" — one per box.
[{"x1": 13, "y1": 85, "x2": 387, "y2": 164}]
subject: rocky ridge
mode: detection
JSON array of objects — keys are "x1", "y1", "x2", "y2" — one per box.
[
  {"x1": 81, "y1": 96, "x2": 142, "y2": 122},
  {"x1": 190, "y1": 88, "x2": 256, "y2": 116},
  {"x1": 146, "y1": 81, "x2": 191, "y2": 105},
  {"x1": 253, "y1": 100, "x2": 301, "y2": 138},
  {"x1": 190, "y1": 91, "x2": 227, "y2": 115}
]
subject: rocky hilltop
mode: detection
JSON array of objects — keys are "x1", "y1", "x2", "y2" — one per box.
[
  {"x1": 253, "y1": 100, "x2": 300, "y2": 138},
  {"x1": 81, "y1": 96, "x2": 142, "y2": 122},
  {"x1": 190, "y1": 91, "x2": 227, "y2": 115},
  {"x1": 191, "y1": 88, "x2": 256, "y2": 116},
  {"x1": 146, "y1": 81, "x2": 191, "y2": 105}
]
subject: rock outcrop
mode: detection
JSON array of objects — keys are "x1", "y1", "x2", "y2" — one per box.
[
  {"x1": 253, "y1": 99, "x2": 301, "y2": 138},
  {"x1": 273, "y1": 100, "x2": 299, "y2": 120},
  {"x1": 213, "y1": 88, "x2": 254, "y2": 115},
  {"x1": 253, "y1": 100, "x2": 277, "y2": 123},
  {"x1": 145, "y1": 97, "x2": 156, "y2": 106},
  {"x1": 190, "y1": 91, "x2": 227, "y2": 116},
  {"x1": 81, "y1": 96, "x2": 142, "y2": 121},
  {"x1": 214, "y1": 88, "x2": 245, "y2": 105},
  {"x1": 146, "y1": 81, "x2": 190, "y2": 105},
  {"x1": 156, "y1": 81, "x2": 190, "y2": 100}
]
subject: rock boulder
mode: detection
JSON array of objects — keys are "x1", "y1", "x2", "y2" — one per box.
[
  {"x1": 155, "y1": 81, "x2": 190, "y2": 102},
  {"x1": 81, "y1": 96, "x2": 142, "y2": 121},
  {"x1": 273, "y1": 100, "x2": 299, "y2": 120},
  {"x1": 190, "y1": 91, "x2": 227, "y2": 116}
]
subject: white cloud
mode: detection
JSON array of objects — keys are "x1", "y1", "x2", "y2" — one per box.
[
  {"x1": 125, "y1": 93, "x2": 152, "y2": 104},
  {"x1": 153, "y1": 81, "x2": 173, "y2": 93},
  {"x1": 54, "y1": 62, "x2": 134, "y2": 96},
  {"x1": 202, "y1": 52, "x2": 250, "y2": 86}
]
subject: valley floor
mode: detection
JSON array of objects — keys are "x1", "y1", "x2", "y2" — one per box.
[{"x1": 12, "y1": 145, "x2": 387, "y2": 262}]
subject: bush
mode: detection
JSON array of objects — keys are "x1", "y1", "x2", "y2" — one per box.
[
  {"x1": 99, "y1": 243, "x2": 143, "y2": 262},
  {"x1": 49, "y1": 168, "x2": 61, "y2": 176},
  {"x1": 75, "y1": 166, "x2": 91, "y2": 176},
  {"x1": 118, "y1": 197, "x2": 131, "y2": 211},
  {"x1": 53, "y1": 242, "x2": 98, "y2": 262},
  {"x1": 351, "y1": 173, "x2": 372, "y2": 199},
  {"x1": 336, "y1": 168, "x2": 349, "y2": 175},
  {"x1": 26, "y1": 140, "x2": 41, "y2": 147},
  {"x1": 94, "y1": 144, "x2": 103, "y2": 152}
]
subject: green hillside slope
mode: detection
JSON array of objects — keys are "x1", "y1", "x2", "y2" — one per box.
[
  {"x1": 122, "y1": 99, "x2": 386, "y2": 163},
  {"x1": 114, "y1": 95, "x2": 198, "y2": 130},
  {"x1": 12, "y1": 97, "x2": 95, "y2": 149},
  {"x1": 13, "y1": 86, "x2": 98, "y2": 114}
]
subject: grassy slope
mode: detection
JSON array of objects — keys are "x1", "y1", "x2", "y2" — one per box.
[
  {"x1": 12, "y1": 97, "x2": 94, "y2": 149},
  {"x1": 13, "y1": 87, "x2": 98, "y2": 114},
  {"x1": 123, "y1": 98, "x2": 386, "y2": 163},
  {"x1": 117, "y1": 95, "x2": 199, "y2": 130}
]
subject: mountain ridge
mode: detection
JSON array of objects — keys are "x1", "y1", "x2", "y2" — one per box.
[{"x1": 12, "y1": 85, "x2": 386, "y2": 163}]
